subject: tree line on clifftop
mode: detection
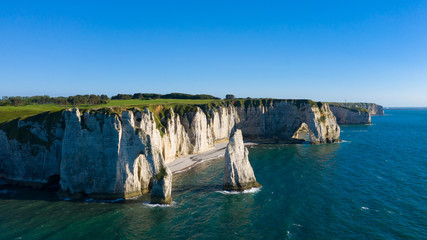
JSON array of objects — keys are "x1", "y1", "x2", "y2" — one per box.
[
  {"x1": 0, "y1": 95, "x2": 109, "y2": 106},
  {"x1": 0, "y1": 93, "x2": 221, "y2": 106},
  {"x1": 111, "y1": 92, "x2": 219, "y2": 100}
]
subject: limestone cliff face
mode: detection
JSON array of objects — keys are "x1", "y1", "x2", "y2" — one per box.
[
  {"x1": 159, "y1": 101, "x2": 340, "y2": 161},
  {"x1": 60, "y1": 108, "x2": 170, "y2": 199},
  {"x1": 223, "y1": 129, "x2": 260, "y2": 191},
  {"x1": 0, "y1": 115, "x2": 63, "y2": 185},
  {"x1": 0, "y1": 100, "x2": 340, "y2": 198},
  {"x1": 329, "y1": 105, "x2": 371, "y2": 125},
  {"x1": 366, "y1": 104, "x2": 384, "y2": 115},
  {"x1": 330, "y1": 102, "x2": 384, "y2": 116},
  {"x1": 235, "y1": 101, "x2": 340, "y2": 143}
]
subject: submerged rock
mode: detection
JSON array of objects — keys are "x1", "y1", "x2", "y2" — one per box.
[
  {"x1": 223, "y1": 129, "x2": 261, "y2": 191},
  {"x1": 150, "y1": 164, "x2": 173, "y2": 204}
]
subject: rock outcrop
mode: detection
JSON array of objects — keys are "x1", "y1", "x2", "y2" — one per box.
[
  {"x1": 150, "y1": 164, "x2": 173, "y2": 204},
  {"x1": 223, "y1": 129, "x2": 260, "y2": 191},
  {"x1": 0, "y1": 99, "x2": 341, "y2": 199},
  {"x1": 329, "y1": 105, "x2": 371, "y2": 125}
]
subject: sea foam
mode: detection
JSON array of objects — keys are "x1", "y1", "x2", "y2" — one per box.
[
  {"x1": 142, "y1": 202, "x2": 177, "y2": 208},
  {"x1": 216, "y1": 187, "x2": 261, "y2": 195}
]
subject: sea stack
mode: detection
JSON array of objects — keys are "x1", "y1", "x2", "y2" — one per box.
[
  {"x1": 223, "y1": 129, "x2": 261, "y2": 191},
  {"x1": 150, "y1": 163, "x2": 173, "y2": 204}
]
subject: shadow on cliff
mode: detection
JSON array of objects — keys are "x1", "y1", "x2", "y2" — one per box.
[{"x1": 0, "y1": 174, "x2": 66, "y2": 202}]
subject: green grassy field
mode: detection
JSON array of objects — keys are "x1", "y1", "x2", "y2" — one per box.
[
  {"x1": 0, "y1": 104, "x2": 65, "y2": 123},
  {"x1": 0, "y1": 98, "x2": 325, "y2": 124},
  {"x1": 0, "y1": 99, "x2": 221, "y2": 123}
]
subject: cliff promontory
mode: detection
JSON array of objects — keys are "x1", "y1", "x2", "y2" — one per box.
[
  {"x1": 0, "y1": 99, "x2": 340, "y2": 199},
  {"x1": 329, "y1": 105, "x2": 371, "y2": 125},
  {"x1": 328, "y1": 102, "x2": 385, "y2": 124},
  {"x1": 329, "y1": 103, "x2": 384, "y2": 115}
]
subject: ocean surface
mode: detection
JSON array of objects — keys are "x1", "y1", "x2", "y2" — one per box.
[{"x1": 1, "y1": 109, "x2": 426, "y2": 239}]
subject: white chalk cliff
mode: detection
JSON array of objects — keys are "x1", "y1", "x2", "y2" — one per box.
[
  {"x1": 0, "y1": 100, "x2": 340, "y2": 199},
  {"x1": 223, "y1": 129, "x2": 260, "y2": 191},
  {"x1": 329, "y1": 102, "x2": 384, "y2": 117},
  {"x1": 329, "y1": 105, "x2": 371, "y2": 125}
]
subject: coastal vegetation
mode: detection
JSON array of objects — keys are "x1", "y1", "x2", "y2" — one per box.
[
  {"x1": 0, "y1": 98, "x2": 218, "y2": 123},
  {"x1": 0, "y1": 93, "x2": 327, "y2": 124},
  {"x1": 328, "y1": 102, "x2": 370, "y2": 114},
  {"x1": 155, "y1": 167, "x2": 168, "y2": 181},
  {"x1": 111, "y1": 92, "x2": 219, "y2": 100},
  {"x1": 0, "y1": 95, "x2": 109, "y2": 107}
]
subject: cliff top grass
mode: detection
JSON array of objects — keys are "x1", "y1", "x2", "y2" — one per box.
[
  {"x1": 328, "y1": 102, "x2": 379, "y2": 107},
  {"x1": 0, "y1": 98, "x2": 321, "y2": 124},
  {"x1": 328, "y1": 102, "x2": 370, "y2": 114},
  {"x1": 0, "y1": 99, "x2": 219, "y2": 124},
  {"x1": 0, "y1": 104, "x2": 66, "y2": 124},
  {"x1": 0, "y1": 98, "x2": 319, "y2": 138}
]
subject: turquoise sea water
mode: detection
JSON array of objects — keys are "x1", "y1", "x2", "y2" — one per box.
[{"x1": 1, "y1": 109, "x2": 426, "y2": 239}]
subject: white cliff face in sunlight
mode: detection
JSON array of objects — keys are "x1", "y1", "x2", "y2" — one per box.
[
  {"x1": 223, "y1": 129, "x2": 261, "y2": 191},
  {"x1": 0, "y1": 100, "x2": 340, "y2": 198}
]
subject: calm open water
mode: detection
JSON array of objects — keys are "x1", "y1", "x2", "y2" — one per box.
[{"x1": 1, "y1": 109, "x2": 426, "y2": 239}]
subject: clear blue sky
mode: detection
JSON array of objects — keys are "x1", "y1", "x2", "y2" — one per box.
[{"x1": 1, "y1": 1, "x2": 426, "y2": 107}]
